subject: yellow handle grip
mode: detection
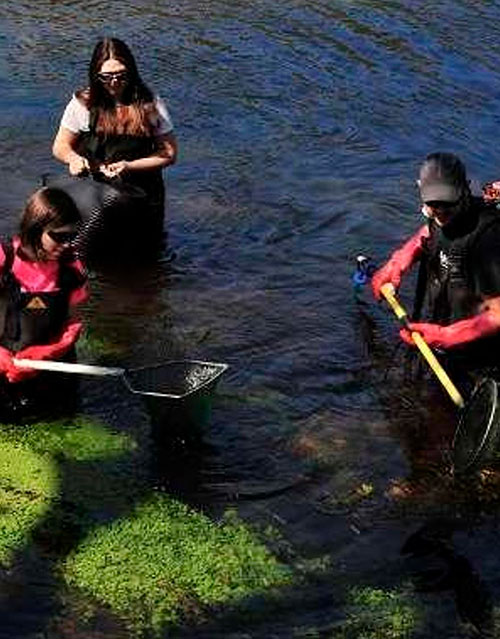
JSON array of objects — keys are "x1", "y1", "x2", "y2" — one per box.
[{"x1": 380, "y1": 283, "x2": 465, "y2": 408}]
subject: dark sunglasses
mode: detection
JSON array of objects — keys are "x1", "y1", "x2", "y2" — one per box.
[
  {"x1": 424, "y1": 199, "x2": 460, "y2": 210},
  {"x1": 47, "y1": 230, "x2": 78, "y2": 244},
  {"x1": 97, "y1": 71, "x2": 129, "y2": 84}
]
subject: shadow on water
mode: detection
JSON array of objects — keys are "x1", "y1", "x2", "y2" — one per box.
[
  {"x1": 401, "y1": 518, "x2": 495, "y2": 637},
  {"x1": 0, "y1": 488, "x2": 135, "y2": 639},
  {"x1": 0, "y1": 412, "x2": 145, "y2": 638}
]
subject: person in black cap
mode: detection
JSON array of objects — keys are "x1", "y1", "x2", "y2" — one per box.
[{"x1": 371, "y1": 152, "x2": 500, "y2": 383}]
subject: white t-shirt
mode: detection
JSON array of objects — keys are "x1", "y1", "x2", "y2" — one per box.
[{"x1": 60, "y1": 94, "x2": 174, "y2": 136}]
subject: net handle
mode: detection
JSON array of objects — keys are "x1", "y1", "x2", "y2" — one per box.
[
  {"x1": 380, "y1": 284, "x2": 465, "y2": 408},
  {"x1": 13, "y1": 358, "x2": 124, "y2": 377},
  {"x1": 13, "y1": 358, "x2": 229, "y2": 399}
]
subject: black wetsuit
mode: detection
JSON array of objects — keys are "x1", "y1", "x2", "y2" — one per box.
[{"x1": 420, "y1": 197, "x2": 500, "y2": 374}]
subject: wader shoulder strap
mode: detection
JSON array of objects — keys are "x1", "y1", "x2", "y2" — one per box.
[
  {"x1": 410, "y1": 226, "x2": 432, "y2": 322},
  {"x1": 412, "y1": 255, "x2": 428, "y2": 321},
  {"x1": 0, "y1": 238, "x2": 21, "y2": 344},
  {"x1": 1, "y1": 238, "x2": 15, "y2": 284},
  {"x1": 89, "y1": 108, "x2": 98, "y2": 133}
]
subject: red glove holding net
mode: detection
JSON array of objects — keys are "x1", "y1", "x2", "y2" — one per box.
[
  {"x1": 371, "y1": 225, "x2": 429, "y2": 300},
  {"x1": 399, "y1": 310, "x2": 500, "y2": 350},
  {"x1": 7, "y1": 320, "x2": 83, "y2": 383}
]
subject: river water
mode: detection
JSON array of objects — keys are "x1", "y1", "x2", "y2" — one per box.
[{"x1": 2, "y1": 1, "x2": 500, "y2": 637}]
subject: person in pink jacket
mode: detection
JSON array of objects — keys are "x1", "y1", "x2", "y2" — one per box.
[{"x1": 0, "y1": 186, "x2": 88, "y2": 418}]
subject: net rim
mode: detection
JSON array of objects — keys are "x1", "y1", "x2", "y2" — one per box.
[
  {"x1": 453, "y1": 378, "x2": 499, "y2": 472},
  {"x1": 123, "y1": 360, "x2": 229, "y2": 399}
]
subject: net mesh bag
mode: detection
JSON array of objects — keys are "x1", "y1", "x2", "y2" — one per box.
[
  {"x1": 125, "y1": 361, "x2": 226, "y2": 398},
  {"x1": 453, "y1": 379, "x2": 500, "y2": 473}
]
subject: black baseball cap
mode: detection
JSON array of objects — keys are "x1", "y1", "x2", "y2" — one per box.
[{"x1": 418, "y1": 152, "x2": 467, "y2": 203}]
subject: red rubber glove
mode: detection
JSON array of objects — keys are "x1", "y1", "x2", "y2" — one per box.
[
  {"x1": 0, "y1": 345, "x2": 38, "y2": 384},
  {"x1": 371, "y1": 225, "x2": 429, "y2": 300},
  {"x1": 6, "y1": 362, "x2": 38, "y2": 384},
  {"x1": 0, "y1": 345, "x2": 37, "y2": 384},
  {"x1": 8, "y1": 320, "x2": 83, "y2": 383},
  {"x1": 0, "y1": 346, "x2": 15, "y2": 376},
  {"x1": 15, "y1": 320, "x2": 83, "y2": 363},
  {"x1": 399, "y1": 311, "x2": 500, "y2": 350}
]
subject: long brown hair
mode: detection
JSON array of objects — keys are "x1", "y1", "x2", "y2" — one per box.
[{"x1": 77, "y1": 38, "x2": 158, "y2": 137}]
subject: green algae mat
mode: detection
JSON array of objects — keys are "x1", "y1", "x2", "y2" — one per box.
[
  {"x1": 0, "y1": 439, "x2": 59, "y2": 563},
  {"x1": 0, "y1": 416, "x2": 291, "y2": 636},
  {"x1": 64, "y1": 496, "x2": 290, "y2": 634}
]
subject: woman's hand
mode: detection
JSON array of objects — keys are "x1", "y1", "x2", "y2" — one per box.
[
  {"x1": 399, "y1": 311, "x2": 500, "y2": 350},
  {"x1": 0, "y1": 346, "x2": 14, "y2": 376},
  {"x1": 6, "y1": 363, "x2": 37, "y2": 384},
  {"x1": 0, "y1": 346, "x2": 37, "y2": 383},
  {"x1": 99, "y1": 161, "x2": 129, "y2": 179},
  {"x1": 98, "y1": 133, "x2": 177, "y2": 177},
  {"x1": 68, "y1": 154, "x2": 90, "y2": 176}
]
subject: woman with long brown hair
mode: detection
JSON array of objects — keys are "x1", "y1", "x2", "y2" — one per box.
[{"x1": 52, "y1": 37, "x2": 177, "y2": 255}]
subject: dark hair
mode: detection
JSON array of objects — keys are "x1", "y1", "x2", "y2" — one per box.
[
  {"x1": 78, "y1": 37, "x2": 157, "y2": 136},
  {"x1": 20, "y1": 187, "x2": 81, "y2": 258}
]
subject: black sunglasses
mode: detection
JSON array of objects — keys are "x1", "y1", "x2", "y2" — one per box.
[
  {"x1": 97, "y1": 71, "x2": 129, "y2": 84},
  {"x1": 424, "y1": 200, "x2": 460, "y2": 210},
  {"x1": 47, "y1": 230, "x2": 78, "y2": 244}
]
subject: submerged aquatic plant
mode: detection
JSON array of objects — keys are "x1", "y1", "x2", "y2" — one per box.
[
  {"x1": 63, "y1": 497, "x2": 292, "y2": 635},
  {"x1": 0, "y1": 415, "x2": 290, "y2": 636},
  {"x1": 7, "y1": 416, "x2": 136, "y2": 462},
  {"x1": 77, "y1": 326, "x2": 125, "y2": 358},
  {"x1": 332, "y1": 586, "x2": 420, "y2": 639},
  {"x1": 0, "y1": 416, "x2": 136, "y2": 565},
  {"x1": 0, "y1": 439, "x2": 59, "y2": 565}
]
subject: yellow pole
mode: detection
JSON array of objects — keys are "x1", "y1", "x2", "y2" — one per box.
[{"x1": 380, "y1": 283, "x2": 465, "y2": 409}]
